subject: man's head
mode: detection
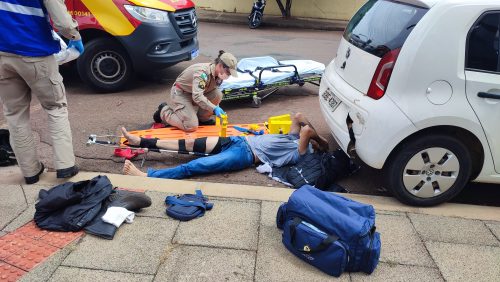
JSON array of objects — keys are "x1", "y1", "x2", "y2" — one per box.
[{"x1": 310, "y1": 139, "x2": 329, "y2": 153}]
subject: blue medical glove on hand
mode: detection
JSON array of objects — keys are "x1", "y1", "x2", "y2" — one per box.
[
  {"x1": 68, "y1": 39, "x2": 84, "y2": 54},
  {"x1": 213, "y1": 106, "x2": 226, "y2": 118}
]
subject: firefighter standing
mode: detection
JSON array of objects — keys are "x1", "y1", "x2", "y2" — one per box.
[
  {"x1": 0, "y1": 0, "x2": 84, "y2": 184},
  {"x1": 153, "y1": 50, "x2": 238, "y2": 132}
]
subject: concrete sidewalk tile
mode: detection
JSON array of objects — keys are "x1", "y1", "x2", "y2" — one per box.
[
  {"x1": 409, "y1": 213, "x2": 499, "y2": 246},
  {"x1": 350, "y1": 262, "x2": 443, "y2": 281},
  {"x1": 21, "y1": 184, "x2": 47, "y2": 204},
  {"x1": 173, "y1": 199, "x2": 260, "y2": 250},
  {"x1": 3, "y1": 206, "x2": 36, "y2": 232},
  {"x1": 375, "y1": 210, "x2": 406, "y2": 216},
  {"x1": 255, "y1": 202, "x2": 343, "y2": 282},
  {"x1": 0, "y1": 231, "x2": 6, "y2": 237},
  {"x1": 0, "y1": 185, "x2": 27, "y2": 229},
  {"x1": 139, "y1": 191, "x2": 171, "y2": 219},
  {"x1": 48, "y1": 266, "x2": 153, "y2": 282},
  {"x1": 154, "y1": 245, "x2": 255, "y2": 281},
  {"x1": 376, "y1": 214, "x2": 435, "y2": 267},
  {"x1": 426, "y1": 241, "x2": 500, "y2": 282},
  {"x1": 255, "y1": 225, "x2": 344, "y2": 282},
  {"x1": 62, "y1": 217, "x2": 177, "y2": 274},
  {"x1": 260, "y1": 201, "x2": 281, "y2": 227},
  {"x1": 19, "y1": 247, "x2": 72, "y2": 282},
  {"x1": 485, "y1": 221, "x2": 500, "y2": 242}
]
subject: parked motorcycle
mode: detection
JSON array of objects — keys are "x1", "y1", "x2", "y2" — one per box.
[{"x1": 248, "y1": 0, "x2": 266, "y2": 29}]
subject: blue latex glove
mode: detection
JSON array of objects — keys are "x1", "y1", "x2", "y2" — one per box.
[
  {"x1": 68, "y1": 39, "x2": 84, "y2": 54},
  {"x1": 213, "y1": 106, "x2": 226, "y2": 118}
]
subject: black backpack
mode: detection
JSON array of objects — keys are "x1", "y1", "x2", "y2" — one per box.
[{"x1": 0, "y1": 129, "x2": 16, "y2": 166}]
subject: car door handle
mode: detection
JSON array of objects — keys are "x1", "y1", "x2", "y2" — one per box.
[{"x1": 477, "y1": 92, "x2": 500, "y2": 99}]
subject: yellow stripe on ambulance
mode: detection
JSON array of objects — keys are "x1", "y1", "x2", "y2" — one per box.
[{"x1": 81, "y1": 0, "x2": 135, "y2": 36}]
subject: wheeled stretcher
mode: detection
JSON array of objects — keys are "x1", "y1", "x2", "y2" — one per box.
[{"x1": 219, "y1": 56, "x2": 325, "y2": 107}]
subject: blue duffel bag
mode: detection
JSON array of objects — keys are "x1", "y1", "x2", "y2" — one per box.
[{"x1": 276, "y1": 185, "x2": 381, "y2": 277}]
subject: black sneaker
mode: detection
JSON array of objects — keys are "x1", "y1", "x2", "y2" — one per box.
[
  {"x1": 56, "y1": 165, "x2": 79, "y2": 178},
  {"x1": 199, "y1": 118, "x2": 216, "y2": 126},
  {"x1": 25, "y1": 163, "x2": 45, "y2": 185},
  {"x1": 153, "y1": 102, "x2": 167, "y2": 123}
]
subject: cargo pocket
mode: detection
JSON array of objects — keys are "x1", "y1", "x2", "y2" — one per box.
[
  {"x1": 21, "y1": 56, "x2": 48, "y2": 80},
  {"x1": 49, "y1": 74, "x2": 67, "y2": 107},
  {"x1": 282, "y1": 217, "x2": 348, "y2": 277}
]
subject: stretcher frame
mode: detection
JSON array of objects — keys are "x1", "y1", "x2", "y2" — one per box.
[{"x1": 220, "y1": 64, "x2": 322, "y2": 107}]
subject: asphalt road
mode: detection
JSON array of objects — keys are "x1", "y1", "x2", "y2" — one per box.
[{"x1": 1, "y1": 22, "x2": 498, "y2": 206}]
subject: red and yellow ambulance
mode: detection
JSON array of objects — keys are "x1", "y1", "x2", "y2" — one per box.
[{"x1": 65, "y1": 0, "x2": 199, "y2": 92}]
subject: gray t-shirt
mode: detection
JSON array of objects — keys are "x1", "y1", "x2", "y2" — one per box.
[{"x1": 246, "y1": 134, "x2": 305, "y2": 167}]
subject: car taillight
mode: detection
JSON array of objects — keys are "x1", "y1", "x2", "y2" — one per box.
[{"x1": 367, "y1": 48, "x2": 401, "y2": 100}]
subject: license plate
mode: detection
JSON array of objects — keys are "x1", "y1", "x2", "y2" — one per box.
[
  {"x1": 322, "y1": 89, "x2": 340, "y2": 111},
  {"x1": 190, "y1": 48, "x2": 199, "y2": 60}
]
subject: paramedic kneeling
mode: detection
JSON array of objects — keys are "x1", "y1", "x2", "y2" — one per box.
[
  {"x1": 122, "y1": 113, "x2": 329, "y2": 179},
  {"x1": 152, "y1": 50, "x2": 238, "y2": 132},
  {"x1": 0, "y1": 0, "x2": 83, "y2": 184}
]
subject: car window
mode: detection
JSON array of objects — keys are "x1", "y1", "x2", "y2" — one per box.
[
  {"x1": 343, "y1": 0, "x2": 427, "y2": 58},
  {"x1": 466, "y1": 12, "x2": 500, "y2": 73}
]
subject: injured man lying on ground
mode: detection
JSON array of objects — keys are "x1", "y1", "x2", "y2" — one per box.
[{"x1": 122, "y1": 113, "x2": 329, "y2": 179}]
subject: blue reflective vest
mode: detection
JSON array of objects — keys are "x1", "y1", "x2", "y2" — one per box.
[{"x1": 0, "y1": 0, "x2": 61, "y2": 57}]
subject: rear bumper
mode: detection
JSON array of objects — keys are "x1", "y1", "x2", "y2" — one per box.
[
  {"x1": 118, "y1": 22, "x2": 198, "y2": 72},
  {"x1": 319, "y1": 60, "x2": 416, "y2": 169}
]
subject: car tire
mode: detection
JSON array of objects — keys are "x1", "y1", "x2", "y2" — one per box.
[
  {"x1": 77, "y1": 38, "x2": 133, "y2": 92},
  {"x1": 385, "y1": 134, "x2": 472, "y2": 206}
]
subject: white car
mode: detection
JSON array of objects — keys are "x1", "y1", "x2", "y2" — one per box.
[{"x1": 319, "y1": 0, "x2": 500, "y2": 206}]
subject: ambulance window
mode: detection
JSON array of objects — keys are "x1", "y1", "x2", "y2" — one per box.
[{"x1": 466, "y1": 12, "x2": 500, "y2": 73}]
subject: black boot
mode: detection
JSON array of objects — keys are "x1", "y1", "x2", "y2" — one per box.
[
  {"x1": 25, "y1": 163, "x2": 45, "y2": 185},
  {"x1": 153, "y1": 102, "x2": 167, "y2": 123},
  {"x1": 56, "y1": 165, "x2": 79, "y2": 178}
]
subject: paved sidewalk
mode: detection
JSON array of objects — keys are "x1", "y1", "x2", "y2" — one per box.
[
  {"x1": 196, "y1": 8, "x2": 348, "y2": 31},
  {"x1": 1, "y1": 167, "x2": 500, "y2": 281}
]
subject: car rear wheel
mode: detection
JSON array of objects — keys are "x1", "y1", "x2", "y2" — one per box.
[
  {"x1": 385, "y1": 134, "x2": 472, "y2": 206},
  {"x1": 77, "y1": 38, "x2": 133, "y2": 92}
]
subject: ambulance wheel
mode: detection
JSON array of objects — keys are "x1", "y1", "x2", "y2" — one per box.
[{"x1": 77, "y1": 38, "x2": 133, "y2": 92}]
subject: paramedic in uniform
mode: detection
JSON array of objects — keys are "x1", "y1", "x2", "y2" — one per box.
[
  {"x1": 153, "y1": 50, "x2": 238, "y2": 132},
  {"x1": 0, "y1": 0, "x2": 84, "y2": 184}
]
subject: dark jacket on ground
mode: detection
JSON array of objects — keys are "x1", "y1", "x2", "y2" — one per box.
[{"x1": 34, "y1": 175, "x2": 113, "y2": 232}]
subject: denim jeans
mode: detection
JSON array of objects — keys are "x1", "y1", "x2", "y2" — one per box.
[{"x1": 147, "y1": 136, "x2": 254, "y2": 179}]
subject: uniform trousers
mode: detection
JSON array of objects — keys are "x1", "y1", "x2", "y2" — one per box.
[
  {"x1": 161, "y1": 86, "x2": 222, "y2": 131},
  {"x1": 0, "y1": 53, "x2": 75, "y2": 177}
]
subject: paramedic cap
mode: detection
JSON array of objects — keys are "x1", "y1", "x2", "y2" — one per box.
[{"x1": 220, "y1": 52, "x2": 238, "y2": 77}]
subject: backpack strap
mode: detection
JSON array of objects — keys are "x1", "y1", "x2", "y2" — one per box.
[{"x1": 165, "y1": 196, "x2": 208, "y2": 210}]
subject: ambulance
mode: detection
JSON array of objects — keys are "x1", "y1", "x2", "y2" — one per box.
[{"x1": 65, "y1": 0, "x2": 199, "y2": 92}]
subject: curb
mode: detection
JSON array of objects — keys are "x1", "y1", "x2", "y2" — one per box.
[
  {"x1": 196, "y1": 9, "x2": 348, "y2": 31},
  {"x1": 26, "y1": 171, "x2": 500, "y2": 222}
]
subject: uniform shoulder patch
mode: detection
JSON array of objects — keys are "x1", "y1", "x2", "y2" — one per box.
[
  {"x1": 198, "y1": 80, "x2": 206, "y2": 90},
  {"x1": 200, "y1": 72, "x2": 208, "y2": 81}
]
